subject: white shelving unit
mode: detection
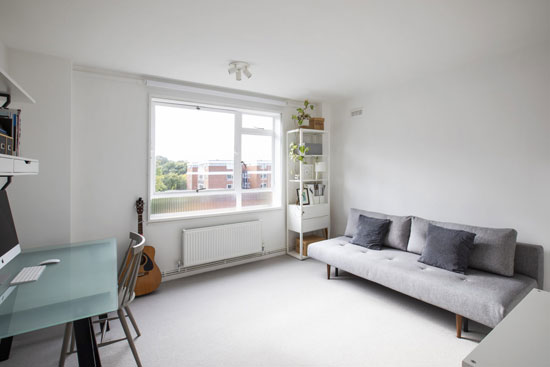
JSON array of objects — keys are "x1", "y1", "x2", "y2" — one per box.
[
  {"x1": 0, "y1": 154, "x2": 39, "y2": 176},
  {"x1": 0, "y1": 69, "x2": 38, "y2": 187},
  {"x1": 286, "y1": 128, "x2": 330, "y2": 260}
]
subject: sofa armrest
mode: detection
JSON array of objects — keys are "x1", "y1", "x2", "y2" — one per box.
[{"x1": 514, "y1": 242, "x2": 544, "y2": 288}]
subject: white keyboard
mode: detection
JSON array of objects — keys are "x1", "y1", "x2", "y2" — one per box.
[{"x1": 10, "y1": 266, "x2": 46, "y2": 285}]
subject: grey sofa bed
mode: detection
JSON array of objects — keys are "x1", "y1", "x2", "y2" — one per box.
[{"x1": 307, "y1": 208, "x2": 544, "y2": 338}]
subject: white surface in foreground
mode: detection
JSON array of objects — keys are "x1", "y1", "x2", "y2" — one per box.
[{"x1": 463, "y1": 289, "x2": 549, "y2": 367}]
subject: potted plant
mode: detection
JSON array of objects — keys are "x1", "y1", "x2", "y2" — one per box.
[
  {"x1": 292, "y1": 100, "x2": 314, "y2": 128},
  {"x1": 289, "y1": 142, "x2": 310, "y2": 162}
]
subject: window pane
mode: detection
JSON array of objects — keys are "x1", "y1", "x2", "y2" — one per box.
[
  {"x1": 151, "y1": 194, "x2": 237, "y2": 217},
  {"x1": 242, "y1": 191, "x2": 273, "y2": 207},
  {"x1": 242, "y1": 114, "x2": 273, "y2": 130},
  {"x1": 154, "y1": 104, "x2": 234, "y2": 193},
  {"x1": 241, "y1": 135, "x2": 272, "y2": 191},
  {"x1": 187, "y1": 161, "x2": 235, "y2": 191},
  {"x1": 151, "y1": 99, "x2": 279, "y2": 218}
]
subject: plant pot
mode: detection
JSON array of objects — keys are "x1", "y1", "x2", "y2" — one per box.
[{"x1": 299, "y1": 119, "x2": 314, "y2": 129}]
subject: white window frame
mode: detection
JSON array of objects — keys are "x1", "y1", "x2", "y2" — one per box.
[{"x1": 149, "y1": 97, "x2": 282, "y2": 221}]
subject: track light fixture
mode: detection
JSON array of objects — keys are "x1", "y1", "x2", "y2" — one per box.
[{"x1": 228, "y1": 61, "x2": 252, "y2": 81}]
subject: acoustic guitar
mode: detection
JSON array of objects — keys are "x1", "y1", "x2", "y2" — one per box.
[{"x1": 134, "y1": 197, "x2": 161, "y2": 296}]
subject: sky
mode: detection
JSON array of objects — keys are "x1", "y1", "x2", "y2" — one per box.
[{"x1": 155, "y1": 105, "x2": 273, "y2": 164}]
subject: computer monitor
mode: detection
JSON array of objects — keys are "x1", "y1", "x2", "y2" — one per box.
[{"x1": 0, "y1": 190, "x2": 21, "y2": 271}]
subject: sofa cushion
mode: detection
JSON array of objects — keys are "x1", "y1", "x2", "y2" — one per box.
[
  {"x1": 407, "y1": 217, "x2": 517, "y2": 277},
  {"x1": 344, "y1": 209, "x2": 412, "y2": 251},
  {"x1": 308, "y1": 237, "x2": 536, "y2": 328},
  {"x1": 418, "y1": 224, "x2": 476, "y2": 273},
  {"x1": 351, "y1": 215, "x2": 391, "y2": 250}
]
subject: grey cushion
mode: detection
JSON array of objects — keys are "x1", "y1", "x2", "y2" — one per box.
[
  {"x1": 407, "y1": 217, "x2": 517, "y2": 277},
  {"x1": 418, "y1": 224, "x2": 476, "y2": 274},
  {"x1": 351, "y1": 215, "x2": 391, "y2": 250},
  {"x1": 308, "y1": 237, "x2": 536, "y2": 328},
  {"x1": 344, "y1": 209, "x2": 412, "y2": 251}
]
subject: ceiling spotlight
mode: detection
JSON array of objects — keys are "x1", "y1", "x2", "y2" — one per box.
[{"x1": 228, "y1": 61, "x2": 252, "y2": 81}]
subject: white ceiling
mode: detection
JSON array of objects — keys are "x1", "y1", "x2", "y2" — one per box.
[{"x1": 0, "y1": 0, "x2": 549, "y2": 101}]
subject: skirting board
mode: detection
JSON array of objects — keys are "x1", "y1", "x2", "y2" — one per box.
[{"x1": 161, "y1": 249, "x2": 286, "y2": 282}]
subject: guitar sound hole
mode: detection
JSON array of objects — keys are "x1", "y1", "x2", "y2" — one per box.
[{"x1": 141, "y1": 254, "x2": 154, "y2": 271}]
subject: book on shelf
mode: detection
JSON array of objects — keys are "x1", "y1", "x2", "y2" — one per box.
[{"x1": 0, "y1": 108, "x2": 21, "y2": 156}]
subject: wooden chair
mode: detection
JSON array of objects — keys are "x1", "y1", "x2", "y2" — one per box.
[{"x1": 59, "y1": 232, "x2": 145, "y2": 367}]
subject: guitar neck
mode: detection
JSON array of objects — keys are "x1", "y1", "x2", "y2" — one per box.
[{"x1": 138, "y1": 214, "x2": 143, "y2": 236}]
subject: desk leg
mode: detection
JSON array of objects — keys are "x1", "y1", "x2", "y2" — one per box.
[
  {"x1": 0, "y1": 337, "x2": 13, "y2": 361},
  {"x1": 74, "y1": 317, "x2": 101, "y2": 367}
]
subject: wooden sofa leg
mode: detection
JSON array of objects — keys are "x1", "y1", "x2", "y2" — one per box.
[
  {"x1": 456, "y1": 315, "x2": 462, "y2": 338},
  {"x1": 327, "y1": 264, "x2": 331, "y2": 280}
]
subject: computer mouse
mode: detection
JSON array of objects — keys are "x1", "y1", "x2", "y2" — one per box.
[{"x1": 39, "y1": 259, "x2": 61, "y2": 266}]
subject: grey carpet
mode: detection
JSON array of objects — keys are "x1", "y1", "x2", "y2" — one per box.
[{"x1": 3, "y1": 256, "x2": 488, "y2": 367}]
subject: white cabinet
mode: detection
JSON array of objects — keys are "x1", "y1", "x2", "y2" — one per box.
[
  {"x1": 0, "y1": 156, "x2": 12, "y2": 173},
  {"x1": 286, "y1": 128, "x2": 330, "y2": 260},
  {"x1": 0, "y1": 154, "x2": 39, "y2": 176}
]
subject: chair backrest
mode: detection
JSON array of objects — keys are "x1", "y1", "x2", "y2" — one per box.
[{"x1": 118, "y1": 232, "x2": 145, "y2": 308}]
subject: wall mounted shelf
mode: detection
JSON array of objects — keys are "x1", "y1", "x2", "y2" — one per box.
[
  {"x1": 0, "y1": 67, "x2": 35, "y2": 105},
  {"x1": 287, "y1": 128, "x2": 326, "y2": 135},
  {"x1": 0, "y1": 153, "x2": 39, "y2": 176}
]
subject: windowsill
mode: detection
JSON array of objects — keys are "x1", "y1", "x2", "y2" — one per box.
[{"x1": 148, "y1": 205, "x2": 283, "y2": 223}]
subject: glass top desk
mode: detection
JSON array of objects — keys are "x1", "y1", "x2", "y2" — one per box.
[{"x1": 0, "y1": 238, "x2": 118, "y2": 367}]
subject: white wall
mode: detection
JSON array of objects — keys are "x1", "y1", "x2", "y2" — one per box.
[
  {"x1": 1, "y1": 46, "x2": 296, "y2": 276},
  {"x1": 71, "y1": 71, "x2": 293, "y2": 271},
  {"x1": 0, "y1": 40, "x2": 7, "y2": 70},
  {"x1": 6, "y1": 49, "x2": 72, "y2": 247},
  {"x1": 328, "y1": 44, "x2": 550, "y2": 289}
]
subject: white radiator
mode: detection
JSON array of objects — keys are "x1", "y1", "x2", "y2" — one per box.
[{"x1": 182, "y1": 221, "x2": 262, "y2": 267}]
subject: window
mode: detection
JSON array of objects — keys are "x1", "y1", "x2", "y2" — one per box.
[{"x1": 150, "y1": 98, "x2": 281, "y2": 219}]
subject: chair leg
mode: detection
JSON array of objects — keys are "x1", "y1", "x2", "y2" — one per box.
[
  {"x1": 327, "y1": 264, "x2": 331, "y2": 280},
  {"x1": 69, "y1": 323, "x2": 76, "y2": 353},
  {"x1": 456, "y1": 314, "x2": 462, "y2": 338},
  {"x1": 98, "y1": 313, "x2": 110, "y2": 332},
  {"x1": 100, "y1": 320, "x2": 109, "y2": 342},
  {"x1": 59, "y1": 323, "x2": 72, "y2": 367},
  {"x1": 98, "y1": 313, "x2": 110, "y2": 342},
  {"x1": 118, "y1": 309, "x2": 142, "y2": 367},
  {"x1": 125, "y1": 306, "x2": 141, "y2": 337}
]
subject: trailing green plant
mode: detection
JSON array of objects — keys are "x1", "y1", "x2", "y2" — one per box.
[
  {"x1": 289, "y1": 142, "x2": 310, "y2": 162},
  {"x1": 292, "y1": 100, "x2": 314, "y2": 126}
]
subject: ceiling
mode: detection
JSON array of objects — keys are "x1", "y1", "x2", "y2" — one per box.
[{"x1": 0, "y1": 0, "x2": 548, "y2": 101}]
